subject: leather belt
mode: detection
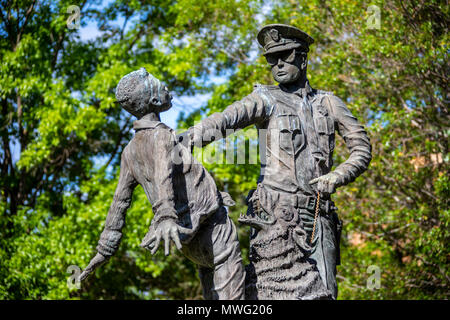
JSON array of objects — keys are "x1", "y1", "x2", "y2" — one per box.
[{"x1": 296, "y1": 194, "x2": 334, "y2": 213}]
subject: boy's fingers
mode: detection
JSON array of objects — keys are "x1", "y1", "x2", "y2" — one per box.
[
  {"x1": 141, "y1": 232, "x2": 151, "y2": 244},
  {"x1": 164, "y1": 231, "x2": 170, "y2": 256},
  {"x1": 309, "y1": 178, "x2": 319, "y2": 185},
  {"x1": 150, "y1": 233, "x2": 161, "y2": 255},
  {"x1": 145, "y1": 239, "x2": 156, "y2": 250},
  {"x1": 79, "y1": 253, "x2": 107, "y2": 281},
  {"x1": 141, "y1": 235, "x2": 156, "y2": 248},
  {"x1": 150, "y1": 242, "x2": 159, "y2": 255},
  {"x1": 171, "y1": 228, "x2": 182, "y2": 250},
  {"x1": 79, "y1": 269, "x2": 90, "y2": 281}
]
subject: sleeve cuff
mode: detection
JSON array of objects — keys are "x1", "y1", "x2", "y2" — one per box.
[{"x1": 153, "y1": 207, "x2": 178, "y2": 224}]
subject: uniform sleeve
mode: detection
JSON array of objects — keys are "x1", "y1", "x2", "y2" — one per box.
[
  {"x1": 149, "y1": 129, "x2": 179, "y2": 225},
  {"x1": 188, "y1": 88, "x2": 273, "y2": 147},
  {"x1": 324, "y1": 94, "x2": 372, "y2": 186},
  {"x1": 97, "y1": 151, "x2": 138, "y2": 257}
]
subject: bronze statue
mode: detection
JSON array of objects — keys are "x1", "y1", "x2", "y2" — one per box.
[
  {"x1": 80, "y1": 68, "x2": 245, "y2": 300},
  {"x1": 180, "y1": 24, "x2": 372, "y2": 299},
  {"x1": 80, "y1": 23, "x2": 371, "y2": 301}
]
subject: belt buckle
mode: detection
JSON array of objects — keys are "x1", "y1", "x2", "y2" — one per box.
[{"x1": 306, "y1": 196, "x2": 316, "y2": 211}]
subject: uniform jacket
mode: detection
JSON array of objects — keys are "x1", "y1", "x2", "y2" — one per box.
[{"x1": 187, "y1": 80, "x2": 372, "y2": 200}]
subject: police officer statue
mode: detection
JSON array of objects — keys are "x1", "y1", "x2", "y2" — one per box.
[{"x1": 181, "y1": 24, "x2": 372, "y2": 299}]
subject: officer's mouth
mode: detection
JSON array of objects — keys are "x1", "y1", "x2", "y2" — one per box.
[{"x1": 277, "y1": 71, "x2": 288, "y2": 76}]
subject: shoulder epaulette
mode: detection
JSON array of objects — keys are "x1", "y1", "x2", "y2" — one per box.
[
  {"x1": 315, "y1": 89, "x2": 334, "y2": 96},
  {"x1": 253, "y1": 83, "x2": 276, "y2": 116}
]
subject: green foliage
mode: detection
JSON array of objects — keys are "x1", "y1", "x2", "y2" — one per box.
[{"x1": 0, "y1": 0, "x2": 448, "y2": 299}]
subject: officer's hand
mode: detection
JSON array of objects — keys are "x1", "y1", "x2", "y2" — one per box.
[
  {"x1": 79, "y1": 252, "x2": 108, "y2": 281},
  {"x1": 177, "y1": 131, "x2": 193, "y2": 153},
  {"x1": 140, "y1": 219, "x2": 182, "y2": 256},
  {"x1": 309, "y1": 172, "x2": 343, "y2": 195}
]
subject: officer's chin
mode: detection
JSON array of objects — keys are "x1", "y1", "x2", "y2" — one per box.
[{"x1": 273, "y1": 73, "x2": 299, "y2": 84}]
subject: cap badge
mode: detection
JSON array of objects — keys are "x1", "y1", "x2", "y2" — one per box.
[{"x1": 269, "y1": 29, "x2": 280, "y2": 42}]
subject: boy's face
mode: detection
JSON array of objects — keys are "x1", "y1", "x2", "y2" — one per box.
[
  {"x1": 159, "y1": 85, "x2": 173, "y2": 110},
  {"x1": 145, "y1": 74, "x2": 172, "y2": 111}
]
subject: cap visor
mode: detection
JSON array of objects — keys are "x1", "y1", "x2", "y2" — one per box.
[{"x1": 263, "y1": 43, "x2": 302, "y2": 56}]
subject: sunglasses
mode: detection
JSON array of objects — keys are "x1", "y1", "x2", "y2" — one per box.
[{"x1": 265, "y1": 49, "x2": 297, "y2": 66}]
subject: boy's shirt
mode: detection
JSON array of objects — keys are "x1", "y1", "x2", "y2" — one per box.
[{"x1": 96, "y1": 118, "x2": 222, "y2": 257}]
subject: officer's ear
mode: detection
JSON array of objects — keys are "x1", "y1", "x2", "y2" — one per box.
[{"x1": 295, "y1": 49, "x2": 308, "y2": 68}]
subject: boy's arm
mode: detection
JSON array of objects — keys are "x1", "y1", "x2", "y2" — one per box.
[
  {"x1": 80, "y1": 151, "x2": 137, "y2": 281},
  {"x1": 96, "y1": 152, "x2": 138, "y2": 256}
]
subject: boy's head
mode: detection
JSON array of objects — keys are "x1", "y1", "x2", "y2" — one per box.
[{"x1": 115, "y1": 67, "x2": 172, "y2": 118}]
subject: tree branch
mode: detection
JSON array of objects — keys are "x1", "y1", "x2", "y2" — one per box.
[{"x1": 15, "y1": 0, "x2": 36, "y2": 49}]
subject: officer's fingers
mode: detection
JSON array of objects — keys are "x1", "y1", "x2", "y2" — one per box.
[
  {"x1": 170, "y1": 228, "x2": 182, "y2": 251},
  {"x1": 324, "y1": 180, "x2": 332, "y2": 194},
  {"x1": 323, "y1": 181, "x2": 332, "y2": 196},
  {"x1": 317, "y1": 179, "x2": 326, "y2": 192},
  {"x1": 309, "y1": 178, "x2": 320, "y2": 185},
  {"x1": 328, "y1": 181, "x2": 336, "y2": 194}
]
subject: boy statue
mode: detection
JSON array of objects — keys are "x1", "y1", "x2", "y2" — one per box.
[{"x1": 79, "y1": 68, "x2": 245, "y2": 300}]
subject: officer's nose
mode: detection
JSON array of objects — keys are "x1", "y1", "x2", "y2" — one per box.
[{"x1": 277, "y1": 58, "x2": 284, "y2": 67}]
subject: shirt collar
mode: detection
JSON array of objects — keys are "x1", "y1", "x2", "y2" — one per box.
[
  {"x1": 133, "y1": 118, "x2": 162, "y2": 131},
  {"x1": 279, "y1": 79, "x2": 313, "y2": 98}
]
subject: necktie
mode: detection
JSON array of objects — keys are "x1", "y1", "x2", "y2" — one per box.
[{"x1": 298, "y1": 93, "x2": 325, "y2": 170}]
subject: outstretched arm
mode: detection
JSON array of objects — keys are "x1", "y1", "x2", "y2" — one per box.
[
  {"x1": 180, "y1": 88, "x2": 273, "y2": 149},
  {"x1": 80, "y1": 151, "x2": 137, "y2": 281}
]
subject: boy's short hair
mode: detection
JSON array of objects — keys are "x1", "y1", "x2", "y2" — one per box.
[{"x1": 115, "y1": 67, "x2": 169, "y2": 118}]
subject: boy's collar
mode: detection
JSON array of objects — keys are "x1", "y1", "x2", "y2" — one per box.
[{"x1": 133, "y1": 118, "x2": 163, "y2": 130}]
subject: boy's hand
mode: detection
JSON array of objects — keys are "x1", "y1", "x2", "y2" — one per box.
[
  {"x1": 140, "y1": 219, "x2": 182, "y2": 256},
  {"x1": 79, "y1": 252, "x2": 108, "y2": 281}
]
